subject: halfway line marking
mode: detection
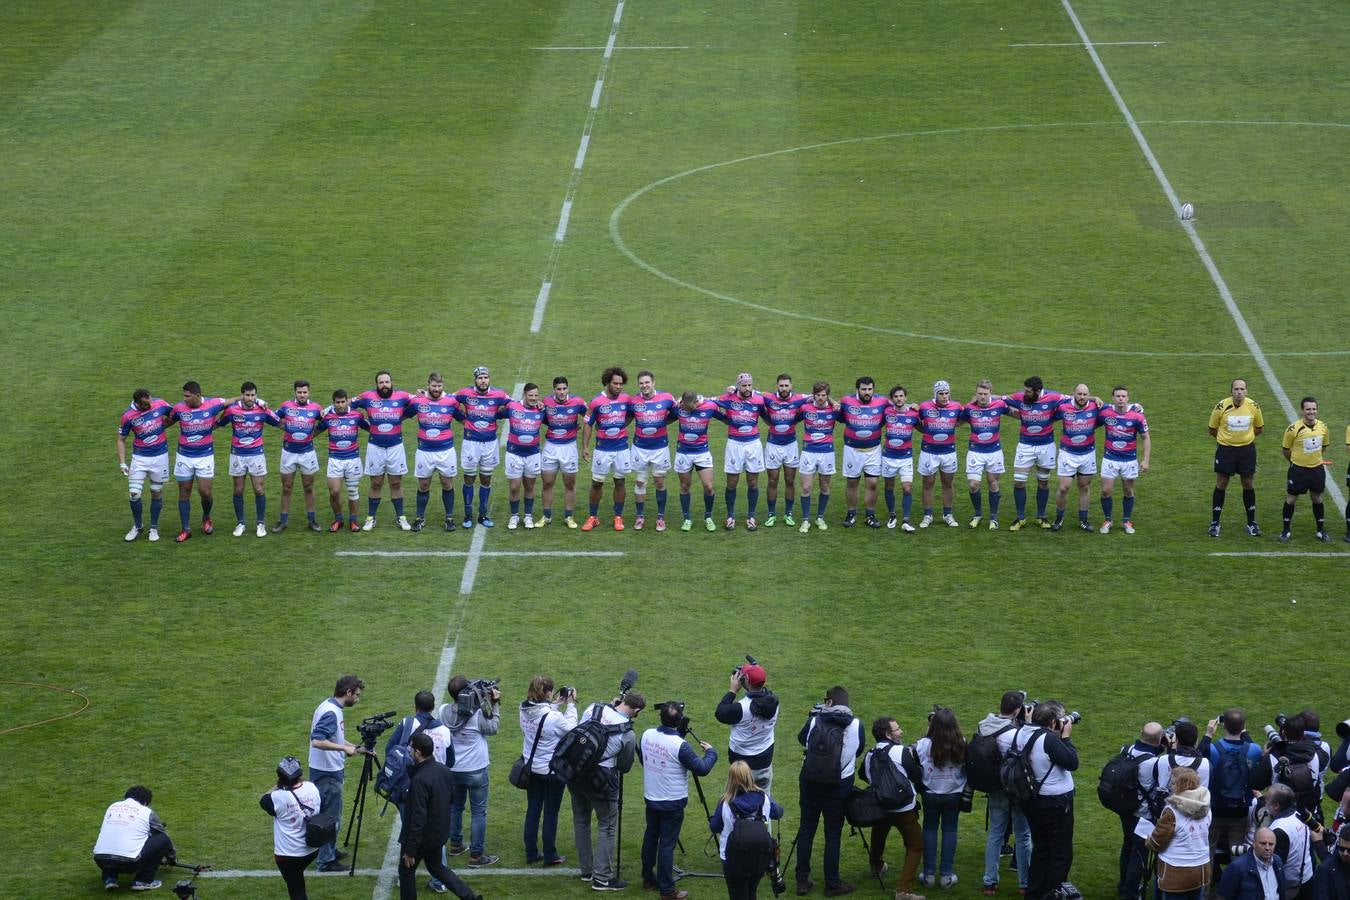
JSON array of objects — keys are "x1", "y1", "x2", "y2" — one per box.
[
  {"x1": 1059, "y1": 0, "x2": 1347, "y2": 513},
  {"x1": 335, "y1": 550, "x2": 626, "y2": 558},
  {"x1": 1208, "y1": 551, "x2": 1347, "y2": 558},
  {"x1": 1011, "y1": 40, "x2": 1164, "y2": 47},
  {"x1": 459, "y1": 526, "x2": 488, "y2": 595},
  {"x1": 534, "y1": 45, "x2": 687, "y2": 51}
]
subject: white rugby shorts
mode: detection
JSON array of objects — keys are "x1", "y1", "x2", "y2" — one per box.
[
  {"x1": 630, "y1": 446, "x2": 672, "y2": 481},
  {"x1": 798, "y1": 450, "x2": 836, "y2": 476},
  {"x1": 591, "y1": 447, "x2": 633, "y2": 481},
  {"x1": 280, "y1": 449, "x2": 320, "y2": 476},
  {"x1": 364, "y1": 443, "x2": 408, "y2": 477},
  {"x1": 880, "y1": 455, "x2": 912, "y2": 482},
  {"x1": 174, "y1": 454, "x2": 215, "y2": 481},
  {"x1": 1013, "y1": 442, "x2": 1057, "y2": 474},
  {"x1": 1100, "y1": 457, "x2": 1139, "y2": 481},
  {"x1": 764, "y1": 441, "x2": 800, "y2": 470},
  {"x1": 541, "y1": 441, "x2": 579, "y2": 474},
  {"x1": 414, "y1": 447, "x2": 458, "y2": 479},
  {"x1": 458, "y1": 440, "x2": 498, "y2": 476},
  {"x1": 129, "y1": 453, "x2": 170, "y2": 489},
  {"x1": 918, "y1": 450, "x2": 958, "y2": 477},
  {"x1": 843, "y1": 445, "x2": 882, "y2": 478},
  {"x1": 1057, "y1": 449, "x2": 1097, "y2": 477},
  {"x1": 327, "y1": 457, "x2": 363, "y2": 481},
  {"x1": 965, "y1": 449, "x2": 1005, "y2": 478},
  {"x1": 229, "y1": 453, "x2": 267, "y2": 478},
  {"x1": 723, "y1": 440, "x2": 766, "y2": 475},
  {"x1": 505, "y1": 451, "x2": 542, "y2": 479},
  {"x1": 674, "y1": 449, "x2": 714, "y2": 474}
]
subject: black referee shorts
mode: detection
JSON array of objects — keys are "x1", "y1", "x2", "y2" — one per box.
[
  {"x1": 1286, "y1": 464, "x2": 1325, "y2": 496},
  {"x1": 1214, "y1": 443, "x2": 1257, "y2": 476}
]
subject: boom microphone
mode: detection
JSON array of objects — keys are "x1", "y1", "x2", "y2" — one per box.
[{"x1": 619, "y1": 669, "x2": 639, "y2": 695}]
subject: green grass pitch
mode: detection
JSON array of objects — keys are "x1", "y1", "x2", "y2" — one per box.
[{"x1": 1, "y1": 1, "x2": 1346, "y2": 897}]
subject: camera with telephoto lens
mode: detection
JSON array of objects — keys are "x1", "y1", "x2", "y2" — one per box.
[
  {"x1": 1059, "y1": 711, "x2": 1082, "y2": 729},
  {"x1": 357, "y1": 711, "x2": 398, "y2": 750},
  {"x1": 733, "y1": 654, "x2": 759, "y2": 688},
  {"x1": 1164, "y1": 716, "x2": 1190, "y2": 742},
  {"x1": 1263, "y1": 713, "x2": 1289, "y2": 741},
  {"x1": 456, "y1": 678, "x2": 500, "y2": 718},
  {"x1": 558, "y1": 685, "x2": 577, "y2": 703},
  {"x1": 659, "y1": 700, "x2": 691, "y2": 737},
  {"x1": 172, "y1": 881, "x2": 197, "y2": 899},
  {"x1": 1337, "y1": 718, "x2": 1350, "y2": 741},
  {"x1": 1020, "y1": 693, "x2": 1039, "y2": 722}
]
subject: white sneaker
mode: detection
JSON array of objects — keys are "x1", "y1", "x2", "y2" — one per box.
[
  {"x1": 901, "y1": 520, "x2": 916, "y2": 533},
  {"x1": 396, "y1": 516, "x2": 412, "y2": 531},
  {"x1": 815, "y1": 516, "x2": 828, "y2": 531},
  {"x1": 943, "y1": 513, "x2": 959, "y2": 527},
  {"x1": 1124, "y1": 520, "x2": 1136, "y2": 534},
  {"x1": 508, "y1": 515, "x2": 520, "y2": 530},
  {"x1": 256, "y1": 523, "x2": 267, "y2": 538},
  {"x1": 124, "y1": 526, "x2": 143, "y2": 542},
  {"x1": 523, "y1": 514, "x2": 534, "y2": 529},
  {"x1": 232, "y1": 523, "x2": 247, "y2": 537},
  {"x1": 919, "y1": 514, "x2": 933, "y2": 529},
  {"x1": 799, "y1": 520, "x2": 811, "y2": 533},
  {"x1": 148, "y1": 527, "x2": 160, "y2": 542},
  {"x1": 1099, "y1": 519, "x2": 1112, "y2": 534},
  {"x1": 362, "y1": 516, "x2": 376, "y2": 532},
  {"x1": 939, "y1": 874, "x2": 958, "y2": 889}
]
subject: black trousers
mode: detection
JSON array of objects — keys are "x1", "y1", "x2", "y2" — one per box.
[
  {"x1": 95, "y1": 832, "x2": 175, "y2": 885},
  {"x1": 398, "y1": 842, "x2": 476, "y2": 900},
  {"x1": 1024, "y1": 791, "x2": 1075, "y2": 900},
  {"x1": 274, "y1": 851, "x2": 317, "y2": 899},
  {"x1": 724, "y1": 857, "x2": 766, "y2": 899}
]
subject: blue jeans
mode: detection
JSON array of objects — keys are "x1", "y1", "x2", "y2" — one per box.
[
  {"x1": 448, "y1": 766, "x2": 489, "y2": 855},
  {"x1": 641, "y1": 803, "x2": 686, "y2": 892},
  {"x1": 523, "y1": 772, "x2": 566, "y2": 861},
  {"x1": 984, "y1": 790, "x2": 1031, "y2": 888},
  {"x1": 921, "y1": 790, "x2": 962, "y2": 878},
  {"x1": 311, "y1": 768, "x2": 344, "y2": 865}
]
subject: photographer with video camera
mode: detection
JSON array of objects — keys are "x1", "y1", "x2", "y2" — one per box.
[
  {"x1": 710, "y1": 760, "x2": 786, "y2": 900},
  {"x1": 93, "y1": 785, "x2": 176, "y2": 892},
  {"x1": 971, "y1": 691, "x2": 1035, "y2": 896},
  {"x1": 1208, "y1": 709, "x2": 1263, "y2": 882},
  {"x1": 794, "y1": 685, "x2": 866, "y2": 897},
  {"x1": 1013, "y1": 700, "x2": 1080, "y2": 900},
  {"x1": 518, "y1": 676, "x2": 578, "y2": 866},
  {"x1": 308, "y1": 674, "x2": 369, "y2": 872},
  {"x1": 438, "y1": 674, "x2": 502, "y2": 868},
  {"x1": 1252, "y1": 714, "x2": 1329, "y2": 823},
  {"x1": 399, "y1": 733, "x2": 484, "y2": 900},
  {"x1": 260, "y1": 756, "x2": 320, "y2": 899},
  {"x1": 716, "y1": 658, "x2": 780, "y2": 790},
  {"x1": 639, "y1": 700, "x2": 719, "y2": 899}
]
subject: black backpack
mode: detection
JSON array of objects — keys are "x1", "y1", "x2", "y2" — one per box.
[
  {"x1": 868, "y1": 744, "x2": 916, "y2": 809},
  {"x1": 801, "y1": 713, "x2": 848, "y2": 785},
  {"x1": 1001, "y1": 728, "x2": 1049, "y2": 802},
  {"x1": 723, "y1": 799, "x2": 775, "y2": 878},
  {"x1": 551, "y1": 705, "x2": 625, "y2": 786},
  {"x1": 1210, "y1": 740, "x2": 1254, "y2": 816},
  {"x1": 1279, "y1": 755, "x2": 1321, "y2": 815},
  {"x1": 966, "y1": 722, "x2": 1017, "y2": 793},
  {"x1": 1145, "y1": 752, "x2": 1204, "y2": 817},
  {"x1": 1097, "y1": 746, "x2": 1147, "y2": 816}
]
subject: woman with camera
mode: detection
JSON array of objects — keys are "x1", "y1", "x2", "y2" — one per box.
[
  {"x1": 260, "y1": 756, "x2": 321, "y2": 899},
  {"x1": 518, "y1": 676, "x2": 578, "y2": 865},
  {"x1": 1144, "y1": 766, "x2": 1213, "y2": 899},
  {"x1": 709, "y1": 760, "x2": 785, "y2": 899},
  {"x1": 908, "y1": 707, "x2": 968, "y2": 889}
]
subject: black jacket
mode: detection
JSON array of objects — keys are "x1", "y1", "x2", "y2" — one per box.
[
  {"x1": 399, "y1": 758, "x2": 455, "y2": 852},
  {"x1": 1310, "y1": 854, "x2": 1350, "y2": 900}
]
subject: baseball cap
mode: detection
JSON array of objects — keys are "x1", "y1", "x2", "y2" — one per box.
[{"x1": 740, "y1": 664, "x2": 767, "y2": 688}]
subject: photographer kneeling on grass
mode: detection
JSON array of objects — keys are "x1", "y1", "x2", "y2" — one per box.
[{"x1": 93, "y1": 785, "x2": 176, "y2": 892}]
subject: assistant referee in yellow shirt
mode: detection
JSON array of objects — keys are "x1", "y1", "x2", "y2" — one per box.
[
  {"x1": 1207, "y1": 378, "x2": 1264, "y2": 537},
  {"x1": 1279, "y1": 396, "x2": 1331, "y2": 543}
]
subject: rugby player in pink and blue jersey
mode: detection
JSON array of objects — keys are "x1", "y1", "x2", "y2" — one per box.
[
  {"x1": 671, "y1": 390, "x2": 721, "y2": 531},
  {"x1": 581, "y1": 366, "x2": 633, "y2": 531},
  {"x1": 630, "y1": 371, "x2": 677, "y2": 531},
  {"x1": 352, "y1": 370, "x2": 416, "y2": 531},
  {"x1": 839, "y1": 376, "x2": 888, "y2": 528},
  {"x1": 960, "y1": 380, "x2": 1010, "y2": 530},
  {"x1": 455, "y1": 366, "x2": 512, "y2": 528},
  {"x1": 540, "y1": 376, "x2": 587, "y2": 528},
  {"x1": 797, "y1": 382, "x2": 841, "y2": 533},
  {"x1": 316, "y1": 389, "x2": 369, "y2": 531},
  {"x1": 270, "y1": 380, "x2": 324, "y2": 533},
  {"x1": 713, "y1": 373, "x2": 768, "y2": 530},
  {"x1": 1002, "y1": 375, "x2": 1068, "y2": 530},
  {"x1": 409, "y1": 372, "x2": 461, "y2": 532},
  {"x1": 1097, "y1": 386, "x2": 1150, "y2": 534},
  {"x1": 504, "y1": 384, "x2": 547, "y2": 530},
  {"x1": 117, "y1": 389, "x2": 173, "y2": 542},
  {"x1": 881, "y1": 386, "x2": 919, "y2": 531},
  {"x1": 168, "y1": 380, "x2": 238, "y2": 543},
  {"x1": 916, "y1": 380, "x2": 962, "y2": 528},
  {"x1": 761, "y1": 374, "x2": 808, "y2": 528},
  {"x1": 1051, "y1": 384, "x2": 1103, "y2": 531},
  {"x1": 217, "y1": 381, "x2": 281, "y2": 538}
]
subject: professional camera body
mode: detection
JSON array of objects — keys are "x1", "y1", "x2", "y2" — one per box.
[
  {"x1": 357, "y1": 711, "x2": 398, "y2": 750},
  {"x1": 732, "y1": 654, "x2": 760, "y2": 688},
  {"x1": 455, "y1": 678, "x2": 500, "y2": 718},
  {"x1": 557, "y1": 685, "x2": 577, "y2": 703},
  {"x1": 658, "y1": 700, "x2": 692, "y2": 737}
]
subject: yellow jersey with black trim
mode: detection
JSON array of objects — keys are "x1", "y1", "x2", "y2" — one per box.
[
  {"x1": 1282, "y1": 418, "x2": 1329, "y2": 469},
  {"x1": 1208, "y1": 397, "x2": 1263, "y2": 446}
]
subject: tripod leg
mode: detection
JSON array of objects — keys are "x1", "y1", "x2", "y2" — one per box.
[{"x1": 853, "y1": 827, "x2": 884, "y2": 891}]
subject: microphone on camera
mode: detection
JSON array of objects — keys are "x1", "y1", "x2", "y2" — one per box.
[{"x1": 620, "y1": 669, "x2": 639, "y2": 694}]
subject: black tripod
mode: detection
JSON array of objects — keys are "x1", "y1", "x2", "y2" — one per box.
[
  {"x1": 342, "y1": 747, "x2": 380, "y2": 875},
  {"x1": 673, "y1": 725, "x2": 723, "y2": 882}
]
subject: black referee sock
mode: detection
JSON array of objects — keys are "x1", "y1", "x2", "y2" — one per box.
[
  {"x1": 1281, "y1": 501, "x2": 1294, "y2": 534},
  {"x1": 1211, "y1": 488, "x2": 1225, "y2": 523},
  {"x1": 1243, "y1": 488, "x2": 1257, "y2": 524},
  {"x1": 1345, "y1": 498, "x2": 1350, "y2": 534},
  {"x1": 1312, "y1": 502, "x2": 1325, "y2": 533}
]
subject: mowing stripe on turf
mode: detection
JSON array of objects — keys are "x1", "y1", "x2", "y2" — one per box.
[
  {"x1": 1208, "y1": 551, "x2": 1348, "y2": 558},
  {"x1": 335, "y1": 550, "x2": 625, "y2": 558},
  {"x1": 1059, "y1": 0, "x2": 1348, "y2": 513}
]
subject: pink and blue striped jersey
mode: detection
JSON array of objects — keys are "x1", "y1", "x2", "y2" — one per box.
[
  {"x1": 587, "y1": 392, "x2": 633, "y2": 452},
  {"x1": 715, "y1": 391, "x2": 767, "y2": 443},
  {"x1": 171, "y1": 398, "x2": 230, "y2": 458},
  {"x1": 674, "y1": 401, "x2": 720, "y2": 453},
  {"x1": 505, "y1": 401, "x2": 546, "y2": 456},
  {"x1": 1099, "y1": 407, "x2": 1149, "y2": 461},
  {"x1": 882, "y1": 404, "x2": 919, "y2": 460},
  {"x1": 801, "y1": 403, "x2": 839, "y2": 453},
  {"x1": 1054, "y1": 399, "x2": 1102, "y2": 454},
  {"x1": 1004, "y1": 390, "x2": 1066, "y2": 446},
  {"x1": 961, "y1": 399, "x2": 1010, "y2": 453},
  {"x1": 218, "y1": 402, "x2": 280, "y2": 457},
  {"x1": 630, "y1": 391, "x2": 677, "y2": 450},
  {"x1": 762, "y1": 393, "x2": 808, "y2": 446},
  {"x1": 352, "y1": 390, "x2": 414, "y2": 449},
  {"x1": 119, "y1": 398, "x2": 173, "y2": 457},
  {"x1": 274, "y1": 400, "x2": 324, "y2": 453},
  {"x1": 455, "y1": 386, "x2": 512, "y2": 444},
  {"x1": 839, "y1": 395, "x2": 888, "y2": 449},
  {"x1": 543, "y1": 395, "x2": 587, "y2": 445},
  {"x1": 317, "y1": 408, "x2": 368, "y2": 460},
  {"x1": 410, "y1": 394, "x2": 460, "y2": 453},
  {"x1": 916, "y1": 400, "x2": 961, "y2": 454}
]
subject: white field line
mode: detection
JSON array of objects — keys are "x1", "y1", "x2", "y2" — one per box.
[
  {"x1": 1011, "y1": 40, "x2": 1164, "y2": 47},
  {"x1": 534, "y1": 45, "x2": 687, "y2": 51},
  {"x1": 335, "y1": 550, "x2": 625, "y2": 558},
  {"x1": 1059, "y1": 0, "x2": 1347, "y2": 513},
  {"x1": 204, "y1": 866, "x2": 579, "y2": 879},
  {"x1": 1208, "y1": 551, "x2": 1348, "y2": 558},
  {"x1": 530, "y1": 1, "x2": 625, "y2": 333}
]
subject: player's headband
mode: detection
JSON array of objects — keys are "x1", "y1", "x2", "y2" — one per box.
[
  {"x1": 736, "y1": 373, "x2": 753, "y2": 386},
  {"x1": 473, "y1": 366, "x2": 489, "y2": 378},
  {"x1": 933, "y1": 380, "x2": 951, "y2": 399}
]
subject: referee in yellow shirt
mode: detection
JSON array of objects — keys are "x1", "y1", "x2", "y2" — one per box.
[
  {"x1": 1207, "y1": 378, "x2": 1264, "y2": 537},
  {"x1": 1279, "y1": 396, "x2": 1331, "y2": 543}
]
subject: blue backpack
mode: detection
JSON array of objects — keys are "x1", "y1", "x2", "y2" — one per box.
[
  {"x1": 1210, "y1": 739, "x2": 1254, "y2": 816},
  {"x1": 375, "y1": 716, "x2": 441, "y2": 808}
]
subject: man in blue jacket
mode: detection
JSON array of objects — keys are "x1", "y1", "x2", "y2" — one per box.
[{"x1": 1217, "y1": 827, "x2": 1286, "y2": 899}]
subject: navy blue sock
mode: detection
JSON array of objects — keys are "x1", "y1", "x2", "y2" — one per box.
[
  {"x1": 462, "y1": 483, "x2": 474, "y2": 517},
  {"x1": 613, "y1": 500, "x2": 624, "y2": 517},
  {"x1": 767, "y1": 498, "x2": 777, "y2": 516},
  {"x1": 801, "y1": 496, "x2": 812, "y2": 519},
  {"x1": 279, "y1": 511, "x2": 289, "y2": 525},
  {"x1": 656, "y1": 489, "x2": 667, "y2": 516},
  {"x1": 390, "y1": 497, "x2": 403, "y2": 517},
  {"x1": 416, "y1": 490, "x2": 430, "y2": 518},
  {"x1": 255, "y1": 494, "x2": 266, "y2": 524},
  {"x1": 179, "y1": 500, "x2": 191, "y2": 530},
  {"x1": 902, "y1": 492, "x2": 912, "y2": 519},
  {"x1": 478, "y1": 486, "x2": 491, "y2": 516},
  {"x1": 680, "y1": 493, "x2": 691, "y2": 518},
  {"x1": 725, "y1": 488, "x2": 737, "y2": 519},
  {"x1": 989, "y1": 492, "x2": 1000, "y2": 518},
  {"x1": 884, "y1": 489, "x2": 895, "y2": 516},
  {"x1": 703, "y1": 492, "x2": 715, "y2": 517},
  {"x1": 969, "y1": 490, "x2": 982, "y2": 516},
  {"x1": 818, "y1": 493, "x2": 830, "y2": 516},
  {"x1": 635, "y1": 497, "x2": 646, "y2": 517},
  {"x1": 233, "y1": 494, "x2": 245, "y2": 523},
  {"x1": 201, "y1": 497, "x2": 212, "y2": 520},
  {"x1": 368, "y1": 497, "x2": 380, "y2": 518},
  {"x1": 524, "y1": 497, "x2": 534, "y2": 515},
  {"x1": 1102, "y1": 496, "x2": 1114, "y2": 519},
  {"x1": 746, "y1": 488, "x2": 758, "y2": 518},
  {"x1": 510, "y1": 499, "x2": 520, "y2": 515},
  {"x1": 149, "y1": 498, "x2": 162, "y2": 527},
  {"x1": 1123, "y1": 496, "x2": 1134, "y2": 520},
  {"x1": 1036, "y1": 485, "x2": 1049, "y2": 518},
  {"x1": 130, "y1": 498, "x2": 143, "y2": 528},
  {"x1": 1078, "y1": 508, "x2": 1088, "y2": 523},
  {"x1": 442, "y1": 489, "x2": 455, "y2": 518},
  {"x1": 1014, "y1": 485, "x2": 1027, "y2": 518},
  {"x1": 589, "y1": 500, "x2": 599, "y2": 516}
]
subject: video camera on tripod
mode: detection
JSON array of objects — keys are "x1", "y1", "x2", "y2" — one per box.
[{"x1": 356, "y1": 711, "x2": 398, "y2": 751}]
